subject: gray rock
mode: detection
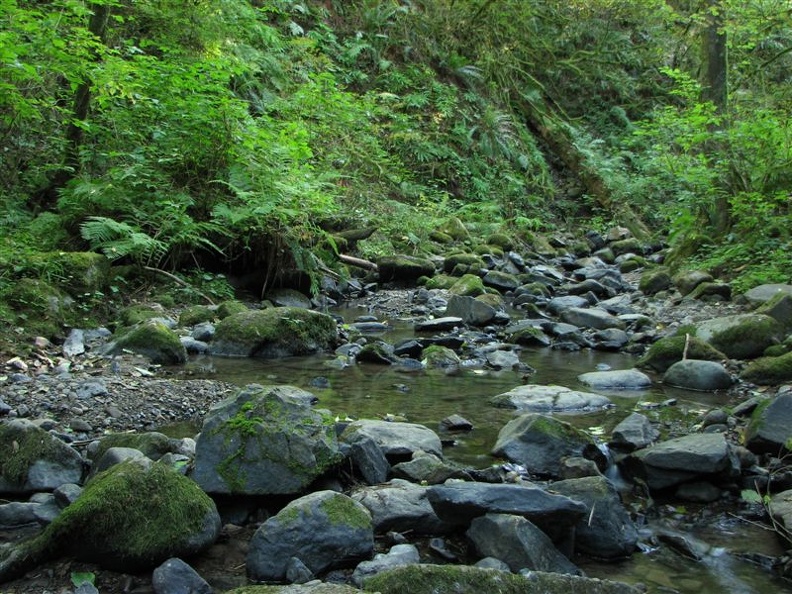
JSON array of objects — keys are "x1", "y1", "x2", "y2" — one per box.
[
  {"x1": 340, "y1": 419, "x2": 443, "y2": 461},
  {"x1": 482, "y1": 270, "x2": 520, "y2": 292},
  {"x1": 593, "y1": 328, "x2": 629, "y2": 350},
  {"x1": 744, "y1": 392, "x2": 792, "y2": 454},
  {"x1": 743, "y1": 284, "x2": 792, "y2": 306},
  {"x1": 675, "y1": 481, "x2": 722, "y2": 503},
  {"x1": 344, "y1": 433, "x2": 390, "y2": 485},
  {"x1": 265, "y1": 288, "x2": 312, "y2": 309},
  {"x1": 63, "y1": 329, "x2": 86, "y2": 358},
  {"x1": 0, "y1": 419, "x2": 84, "y2": 495},
  {"x1": 378, "y1": 255, "x2": 436, "y2": 282},
  {"x1": 662, "y1": 359, "x2": 733, "y2": 391},
  {"x1": 352, "y1": 543, "x2": 420, "y2": 587},
  {"x1": 769, "y1": 489, "x2": 792, "y2": 540},
  {"x1": 286, "y1": 557, "x2": 314, "y2": 584},
  {"x1": 490, "y1": 384, "x2": 611, "y2": 413},
  {"x1": 467, "y1": 513, "x2": 580, "y2": 575},
  {"x1": 639, "y1": 268, "x2": 672, "y2": 295},
  {"x1": 191, "y1": 322, "x2": 215, "y2": 342},
  {"x1": 391, "y1": 451, "x2": 468, "y2": 484},
  {"x1": 492, "y1": 414, "x2": 596, "y2": 478},
  {"x1": 152, "y1": 557, "x2": 211, "y2": 594},
  {"x1": 53, "y1": 483, "x2": 83, "y2": 507},
  {"x1": 76, "y1": 380, "x2": 108, "y2": 399},
  {"x1": 673, "y1": 270, "x2": 714, "y2": 296},
  {"x1": 439, "y1": 414, "x2": 473, "y2": 432},
  {"x1": 609, "y1": 413, "x2": 659, "y2": 452},
  {"x1": 485, "y1": 349, "x2": 520, "y2": 370},
  {"x1": 578, "y1": 369, "x2": 652, "y2": 390},
  {"x1": 445, "y1": 295, "x2": 497, "y2": 326},
  {"x1": 621, "y1": 433, "x2": 739, "y2": 490},
  {"x1": 91, "y1": 446, "x2": 149, "y2": 476},
  {"x1": 473, "y1": 557, "x2": 511, "y2": 571},
  {"x1": 550, "y1": 476, "x2": 638, "y2": 559},
  {"x1": 246, "y1": 490, "x2": 374, "y2": 582},
  {"x1": 560, "y1": 307, "x2": 625, "y2": 330},
  {"x1": 0, "y1": 501, "x2": 39, "y2": 528},
  {"x1": 694, "y1": 313, "x2": 780, "y2": 359},
  {"x1": 757, "y1": 293, "x2": 792, "y2": 331},
  {"x1": 427, "y1": 481, "x2": 586, "y2": 541},
  {"x1": 547, "y1": 296, "x2": 590, "y2": 315},
  {"x1": 180, "y1": 337, "x2": 209, "y2": 354},
  {"x1": 192, "y1": 385, "x2": 342, "y2": 495},
  {"x1": 351, "y1": 479, "x2": 449, "y2": 535},
  {"x1": 102, "y1": 320, "x2": 188, "y2": 365},
  {"x1": 414, "y1": 317, "x2": 464, "y2": 332}
]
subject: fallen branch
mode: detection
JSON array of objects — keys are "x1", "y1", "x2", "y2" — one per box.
[
  {"x1": 142, "y1": 266, "x2": 215, "y2": 306},
  {"x1": 339, "y1": 254, "x2": 378, "y2": 271}
]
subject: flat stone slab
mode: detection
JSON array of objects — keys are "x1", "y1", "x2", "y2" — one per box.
[
  {"x1": 490, "y1": 384, "x2": 612, "y2": 412},
  {"x1": 341, "y1": 420, "x2": 443, "y2": 460},
  {"x1": 578, "y1": 369, "x2": 652, "y2": 390}
]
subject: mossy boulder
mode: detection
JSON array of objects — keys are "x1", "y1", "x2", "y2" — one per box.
[
  {"x1": 104, "y1": 319, "x2": 187, "y2": 364},
  {"x1": 695, "y1": 313, "x2": 781, "y2": 359},
  {"x1": 422, "y1": 345, "x2": 461, "y2": 369},
  {"x1": 0, "y1": 419, "x2": 84, "y2": 495},
  {"x1": 438, "y1": 217, "x2": 471, "y2": 241},
  {"x1": 609, "y1": 238, "x2": 643, "y2": 257},
  {"x1": 741, "y1": 352, "x2": 792, "y2": 385},
  {"x1": 23, "y1": 251, "x2": 111, "y2": 295},
  {"x1": 364, "y1": 564, "x2": 641, "y2": 594},
  {"x1": 637, "y1": 335, "x2": 726, "y2": 373},
  {"x1": 246, "y1": 490, "x2": 374, "y2": 582},
  {"x1": 179, "y1": 305, "x2": 215, "y2": 327},
  {"x1": 756, "y1": 293, "x2": 792, "y2": 332},
  {"x1": 482, "y1": 270, "x2": 519, "y2": 293},
  {"x1": 423, "y1": 274, "x2": 457, "y2": 290},
  {"x1": 90, "y1": 431, "x2": 177, "y2": 463},
  {"x1": 5, "y1": 278, "x2": 71, "y2": 336},
  {"x1": 192, "y1": 384, "x2": 343, "y2": 495},
  {"x1": 485, "y1": 233, "x2": 514, "y2": 250},
  {"x1": 118, "y1": 304, "x2": 169, "y2": 327},
  {"x1": 211, "y1": 307, "x2": 337, "y2": 358},
  {"x1": 449, "y1": 273, "x2": 486, "y2": 297},
  {"x1": 743, "y1": 393, "x2": 792, "y2": 452},
  {"x1": 378, "y1": 255, "x2": 436, "y2": 282},
  {"x1": 673, "y1": 270, "x2": 713, "y2": 297},
  {"x1": 638, "y1": 267, "x2": 672, "y2": 295},
  {"x1": 443, "y1": 254, "x2": 485, "y2": 275},
  {"x1": 216, "y1": 299, "x2": 249, "y2": 319},
  {"x1": 0, "y1": 459, "x2": 220, "y2": 580},
  {"x1": 688, "y1": 281, "x2": 732, "y2": 301}
]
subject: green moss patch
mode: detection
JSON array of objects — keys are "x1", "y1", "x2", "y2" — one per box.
[{"x1": 741, "y1": 352, "x2": 792, "y2": 385}]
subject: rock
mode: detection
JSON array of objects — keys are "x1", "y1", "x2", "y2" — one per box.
[
  {"x1": 414, "y1": 317, "x2": 463, "y2": 333},
  {"x1": 756, "y1": 293, "x2": 792, "y2": 331},
  {"x1": 224, "y1": 583, "x2": 360, "y2": 594},
  {"x1": 609, "y1": 413, "x2": 659, "y2": 452},
  {"x1": 102, "y1": 320, "x2": 187, "y2": 364},
  {"x1": 742, "y1": 284, "x2": 792, "y2": 306},
  {"x1": 363, "y1": 564, "x2": 643, "y2": 594},
  {"x1": 216, "y1": 300, "x2": 248, "y2": 319},
  {"x1": 492, "y1": 414, "x2": 596, "y2": 478},
  {"x1": 744, "y1": 392, "x2": 792, "y2": 454},
  {"x1": 445, "y1": 295, "x2": 497, "y2": 326},
  {"x1": 179, "y1": 306, "x2": 215, "y2": 327},
  {"x1": 490, "y1": 384, "x2": 611, "y2": 413},
  {"x1": 577, "y1": 369, "x2": 651, "y2": 390},
  {"x1": 560, "y1": 307, "x2": 625, "y2": 330},
  {"x1": 485, "y1": 349, "x2": 519, "y2": 370},
  {"x1": 506, "y1": 326, "x2": 552, "y2": 347},
  {"x1": 547, "y1": 296, "x2": 590, "y2": 315},
  {"x1": 378, "y1": 255, "x2": 436, "y2": 282},
  {"x1": 439, "y1": 414, "x2": 473, "y2": 432},
  {"x1": 90, "y1": 447, "x2": 149, "y2": 476},
  {"x1": 694, "y1": 313, "x2": 780, "y2": 360},
  {"x1": 620, "y1": 433, "x2": 739, "y2": 490},
  {"x1": 91, "y1": 431, "x2": 176, "y2": 462},
  {"x1": 448, "y1": 273, "x2": 486, "y2": 296},
  {"x1": 741, "y1": 351, "x2": 792, "y2": 385},
  {"x1": 343, "y1": 433, "x2": 390, "y2": 485},
  {"x1": 422, "y1": 345, "x2": 461, "y2": 369},
  {"x1": 0, "y1": 419, "x2": 84, "y2": 495},
  {"x1": 688, "y1": 281, "x2": 731, "y2": 301},
  {"x1": 0, "y1": 501, "x2": 40, "y2": 528},
  {"x1": 340, "y1": 419, "x2": 443, "y2": 462},
  {"x1": 192, "y1": 385, "x2": 342, "y2": 495},
  {"x1": 211, "y1": 307, "x2": 337, "y2": 358},
  {"x1": 639, "y1": 267, "x2": 672, "y2": 295},
  {"x1": 391, "y1": 451, "x2": 468, "y2": 484},
  {"x1": 673, "y1": 270, "x2": 714, "y2": 296},
  {"x1": 550, "y1": 476, "x2": 638, "y2": 559},
  {"x1": 62, "y1": 328, "x2": 85, "y2": 358},
  {"x1": 467, "y1": 514, "x2": 580, "y2": 575},
  {"x1": 593, "y1": 328, "x2": 629, "y2": 350},
  {"x1": 482, "y1": 270, "x2": 519, "y2": 292},
  {"x1": 426, "y1": 482, "x2": 586, "y2": 540},
  {"x1": 675, "y1": 481, "x2": 722, "y2": 503},
  {"x1": 637, "y1": 334, "x2": 726, "y2": 373},
  {"x1": 246, "y1": 490, "x2": 374, "y2": 582},
  {"x1": 351, "y1": 479, "x2": 449, "y2": 535},
  {"x1": 152, "y1": 557, "x2": 211, "y2": 594},
  {"x1": 769, "y1": 489, "x2": 792, "y2": 544},
  {"x1": 265, "y1": 288, "x2": 312, "y2": 309},
  {"x1": 352, "y1": 543, "x2": 420, "y2": 587},
  {"x1": 662, "y1": 359, "x2": 733, "y2": 391},
  {"x1": 357, "y1": 341, "x2": 398, "y2": 364}
]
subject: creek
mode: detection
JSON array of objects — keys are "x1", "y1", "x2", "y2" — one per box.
[{"x1": 188, "y1": 303, "x2": 792, "y2": 594}]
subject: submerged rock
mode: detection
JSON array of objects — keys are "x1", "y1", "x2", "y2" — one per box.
[{"x1": 577, "y1": 369, "x2": 652, "y2": 390}]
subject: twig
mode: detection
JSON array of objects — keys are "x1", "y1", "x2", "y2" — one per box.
[{"x1": 682, "y1": 333, "x2": 690, "y2": 360}]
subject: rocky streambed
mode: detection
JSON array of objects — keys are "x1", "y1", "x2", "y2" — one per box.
[{"x1": 3, "y1": 232, "x2": 792, "y2": 594}]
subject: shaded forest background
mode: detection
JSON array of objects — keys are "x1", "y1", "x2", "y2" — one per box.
[{"x1": 1, "y1": 0, "x2": 790, "y2": 340}]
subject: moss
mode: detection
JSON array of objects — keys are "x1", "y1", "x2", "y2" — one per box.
[
  {"x1": 449, "y1": 273, "x2": 486, "y2": 297},
  {"x1": 92, "y1": 432, "x2": 174, "y2": 462},
  {"x1": 475, "y1": 244, "x2": 504, "y2": 257},
  {"x1": 179, "y1": 305, "x2": 215, "y2": 327},
  {"x1": 216, "y1": 300, "x2": 249, "y2": 319},
  {"x1": 424, "y1": 274, "x2": 457, "y2": 290},
  {"x1": 741, "y1": 352, "x2": 792, "y2": 385},
  {"x1": 118, "y1": 305, "x2": 162, "y2": 327},
  {"x1": 637, "y1": 335, "x2": 725, "y2": 373},
  {"x1": 638, "y1": 267, "x2": 671, "y2": 295},
  {"x1": 443, "y1": 253, "x2": 485, "y2": 274},
  {"x1": 475, "y1": 293, "x2": 503, "y2": 309},
  {"x1": 319, "y1": 494, "x2": 371, "y2": 529},
  {"x1": 486, "y1": 232, "x2": 514, "y2": 250},
  {"x1": 706, "y1": 314, "x2": 779, "y2": 358},
  {"x1": 610, "y1": 237, "x2": 643, "y2": 256},
  {"x1": 223, "y1": 587, "x2": 361, "y2": 594},
  {"x1": 113, "y1": 320, "x2": 187, "y2": 364},
  {"x1": 429, "y1": 230, "x2": 454, "y2": 244},
  {"x1": 619, "y1": 258, "x2": 646, "y2": 273},
  {"x1": 422, "y1": 345, "x2": 461, "y2": 368},
  {"x1": 0, "y1": 422, "x2": 69, "y2": 484}
]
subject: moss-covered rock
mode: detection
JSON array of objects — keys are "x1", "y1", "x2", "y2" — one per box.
[
  {"x1": 439, "y1": 217, "x2": 471, "y2": 241},
  {"x1": 178, "y1": 305, "x2": 215, "y2": 327},
  {"x1": 443, "y1": 253, "x2": 485, "y2": 275},
  {"x1": 757, "y1": 293, "x2": 792, "y2": 332},
  {"x1": 637, "y1": 335, "x2": 725, "y2": 373},
  {"x1": 118, "y1": 304, "x2": 167, "y2": 327},
  {"x1": 618, "y1": 258, "x2": 644, "y2": 273},
  {"x1": 609, "y1": 238, "x2": 643, "y2": 257},
  {"x1": 741, "y1": 352, "x2": 792, "y2": 385},
  {"x1": 696, "y1": 313, "x2": 781, "y2": 360},
  {"x1": 422, "y1": 345, "x2": 461, "y2": 369},
  {"x1": 90, "y1": 432, "x2": 176, "y2": 463},
  {"x1": 364, "y1": 564, "x2": 641, "y2": 594},
  {"x1": 211, "y1": 307, "x2": 337, "y2": 358},
  {"x1": 216, "y1": 299, "x2": 249, "y2": 319},
  {"x1": 23, "y1": 251, "x2": 111, "y2": 295},
  {"x1": 449, "y1": 273, "x2": 486, "y2": 297},
  {"x1": 673, "y1": 270, "x2": 714, "y2": 297},
  {"x1": 423, "y1": 274, "x2": 457, "y2": 290},
  {"x1": 485, "y1": 233, "x2": 514, "y2": 250},
  {"x1": 429, "y1": 230, "x2": 454, "y2": 244},
  {"x1": 105, "y1": 319, "x2": 187, "y2": 364},
  {"x1": 223, "y1": 585, "x2": 362, "y2": 594},
  {"x1": 378, "y1": 255, "x2": 436, "y2": 282},
  {"x1": 688, "y1": 281, "x2": 732, "y2": 301},
  {"x1": 638, "y1": 267, "x2": 672, "y2": 295}
]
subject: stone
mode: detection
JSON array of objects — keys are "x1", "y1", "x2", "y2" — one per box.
[
  {"x1": 152, "y1": 557, "x2": 211, "y2": 594},
  {"x1": 378, "y1": 255, "x2": 436, "y2": 282},
  {"x1": 639, "y1": 267, "x2": 672, "y2": 295},
  {"x1": 90, "y1": 447, "x2": 149, "y2": 476},
  {"x1": 466, "y1": 513, "x2": 580, "y2": 575},
  {"x1": 490, "y1": 384, "x2": 611, "y2": 413},
  {"x1": 662, "y1": 359, "x2": 733, "y2": 391},
  {"x1": 577, "y1": 369, "x2": 652, "y2": 390},
  {"x1": 593, "y1": 328, "x2": 629, "y2": 350},
  {"x1": 0, "y1": 501, "x2": 39, "y2": 528},
  {"x1": 340, "y1": 419, "x2": 443, "y2": 462},
  {"x1": 448, "y1": 273, "x2": 486, "y2": 296},
  {"x1": 741, "y1": 351, "x2": 792, "y2": 385},
  {"x1": 609, "y1": 413, "x2": 659, "y2": 452},
  {"x1": 265, "y1": 288, "x2": 312, "y2": 309},
  {"x1": 492, "y1": 414, "x2": 596, "y2": 478},
  {"x1": 414, "y1": 317, "x2": 464, "y2": 333},
  {"x1": 550, "y1": 476, "x2": 638, "y2": 560},
  {"x1": 744, "y1": 392, "x2": 792, "y2": 454},
  {"x1": 102, "y1": 320, "x2": 187, "y2": 365},
  {"x1": 352, "y1": 479, "x2": 449, "y2": 535},
  {"x1": 192, "y1": 385, "x2": 342, "y2": 495},
  {"x1": 391, "y1": 451, "x2": 468, "y2": 484},
  {"x1": 210, "y1": 307, "x2": 337, "y2": 358},
  {"x1": 743, "y1": 284, "x2": 792, "y2": 306},
  {"x1": 757, "y1": 293, "x2": 792, "y2": 331},
  {"x1": 482, "y1": 270, "x2": 519, "y2": 292},
  {"x1": 485, "y1": 349, "x2": 520, "y2": 370},
  {"x1": 769, "y1": 489, "x2": 792, "y2": 541},
  {"x1": 343, "y1": 433, "x2": 390, "y2": 485},
  {"x1": 439, "y1": 414, "x2": 473, "y2": 432},
  {"x1": 445, "y1": 295, "x2": 497, "y2": 326},
  {"x1": 547, "y1": 296, "x2": 590, "y2": 315},
  {"x1": 351, "y1": 543, "x2": 420, "y2": 587},
  {"x1": 246, "y1": 491, "x2": 374, "y2": 582},
  {"x1": 560, "y1": 307, "x2": 625, "y2": 330},
  {"x1": 637, "y1": 334, "x2": 726, "y2": 373},
  {"x1": 694, "y1": 313, "x2": 780, "y2": 360},
  {"x1": 673, "y1": 270, "x2": 714, "y2": 296}
]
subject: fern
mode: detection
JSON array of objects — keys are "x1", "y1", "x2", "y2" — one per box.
[{"x1": 80, "y1": 216, "x2": 166, "y2": 264}]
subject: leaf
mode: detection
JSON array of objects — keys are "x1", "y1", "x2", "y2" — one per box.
[
  {"x1": 71, "y1": 571, "x2": 95, "y2": 587},
  {"x1": 740, "y1": 489, "x2": 764, "y2": 504}
]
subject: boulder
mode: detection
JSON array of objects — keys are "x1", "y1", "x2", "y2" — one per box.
[
  {"x1": 192, "y1": 385, "x2": 342, "y2": 495},
  {"x1": 340, "y1": 420, "x2": 443, "y2": 462},
  {"x1": 492, "y1": 414, "x2": 596, "y2": 478},
  {"x1": 102, "y1": 320, "x2": 187, "y2": 364},
  {"x1": 0, "y1": 419, "x2": 84, "y2": 495},
  {"x1": 391, "y1": 451, "x2": 468, "y2": 484},
  {"x1": 609, "y1": 413, "x2": 659, "y2": 452},
  {"x1": 467, "y1": 514, "x2": 580, "y2": 575},
  {"x1": 620, "y1": 433, "x2": 738, "y2": 491},
  {"x1": 342, "y1": 433, "x2": 390, "y2": 486},
  {"x1": 756, "y1": 293, "x2": 792, "y2": 332},
  {"x1": 152, "y1": 557, "x2": 211, "y2": 594},
  {"x1": 445, "y1": 295, "x2": 497, "y2": 326},
  {"x1": 422, "y1": 345, "x2": 461, "y2": 369},
  {"x1": 490, "y1": 384, "x2": 611, "y2": 413},
  {"x1": 550, "y1": 476, "x2": 638, "y2": 560},
  {"x1": 593, "y1": 328, "x2": 629, "y2": 351},
  {"x1": 506, "y1": 325, "x2": 552, "y2": 347},
  {"x1": 351, "y1": 479, "x2": 449, "y2": 535},
  {"x1": 414, "y1": 317, "x2": 464, "y2": 333},
  {"x1": 264, "y1": 288, "x2": 312, "y2": 309},
  {"x1": 694, "y1": 313, "x2": 780, "y2": 360},
  {"x1": 363, "y1": 564, "x2": 643, "y2": 594},
  {"x1": 482, "y1": 270, "x2": 520, "y2": 292},
  {"x1": 743, "y1": 392, "x2": 792, "y2": 454},
  {"x1": 211, "y1": 307, "x2": 337, "y2": 358},
  {"x1": 378, "y1": 255, "x2": 436, "y2": 282},
  {"x1": 448, "y1": 273, "x2": 487, "y2": 296},
  {"x1": 547, "y1": 296, "x2": 590, "y2": 315},
  {"x1": 351, "y1": 543, "x2": 420, "y2": 587},
  {"x1": 673, "y1": 270, "x2": 714, "y2": 297},
  {"x1": 662, "y1": 359, "x2": 733, "y2": 391},
  {"x1": 638, "y1": 267, "x2": 672, "y2": 295},
  {"x1": 577, "y1": 369, "x2": 651, "y2": 391},
  {"x1": 637, "y1": 334, "x2": 726, "y2": 373},
  {"x1": 560, "y1": 308, "x2": 625, "y2": 330},
  {"x1": 741, "y1": 351, "x2": 792, "y2": 385},
  {"x1": 246, "y1": 491, "x2": 374, "y2": 582},
  {"x1": 769, "y1": 489, "x2": 792, "y2": 545},
  {"x1": 742, "y1": 284, "x2": 792, "y2": 307}
]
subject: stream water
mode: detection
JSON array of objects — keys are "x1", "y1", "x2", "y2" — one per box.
[{"x1": 188, "y1": 303, "x2": 792, "y2": 593}]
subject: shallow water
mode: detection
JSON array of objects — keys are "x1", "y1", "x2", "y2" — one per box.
[{"x1": 191, "y1": 305, "x2": 792, "y2": 593}]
